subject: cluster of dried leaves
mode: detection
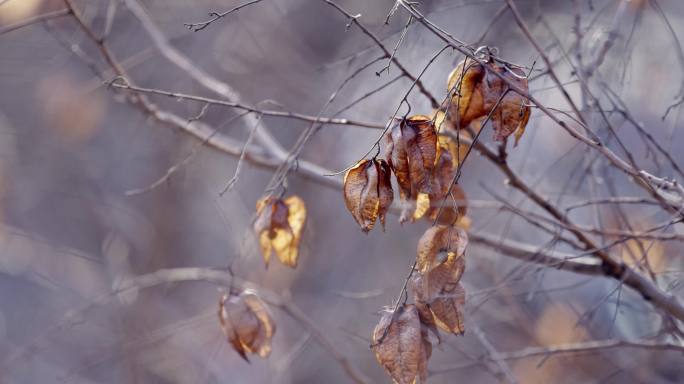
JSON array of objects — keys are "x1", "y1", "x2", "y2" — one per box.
[
  {"x1": 221, "y1": 56, "x2": 530, "y2": 379},
  {"x1": 218, "y1": 290, "x2": 276, "y2": 362},
  {"x1": 343, "y1": 115, "x2": 470, "y2": 230},
  {"x1": 342, "y1": 57, "x2": 531, "y2": 232},
  {"x1": 372, "y1": 226, "x2": 468, "y2": 383}
]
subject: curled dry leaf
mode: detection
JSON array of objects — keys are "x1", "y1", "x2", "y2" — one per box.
[
  {"x1": 254, "y1": 195, "x2": 306, "y2": 268},
  {"x1": 447, "y1": 57, "x2": 531, "y2": 145},
  {"x1": 218, "y1": 290, "x2": 276, "y2": 362},
  {"x1": 343, "y1": 158, "x2": 393, "y2": 232},
  {"x1": 372, "y1": 305, "x2": 431, "y2": 384},
  {"x1": 416, "y1": 225, "x2": 468, "y2": 274}
]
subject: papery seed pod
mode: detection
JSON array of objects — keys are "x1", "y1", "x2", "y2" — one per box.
[
  {"x1": 416, "y1": 225, "x2": 468, "y2": 274},
  {"x1": 385, "y1": 115, "x2": 437, "y2": 199},
  {"x1": 343, "y1": 159, "x2": 394, "y2": 232},
  {"x1": 481, "y1": 64, "x2": 531, "y2": 145},
  {"x1": 411, "y1": 255, "x2": 467, "y2": 336},
  {"x1": 447, "y1": 57, "x2": 487, "y2": 130},
  {"x1": 411, "y1": 251, "x2": 466, "y2": 303},
  {"x1": 429, "y1": 282, "x2": 466, "y2": 335},
  {"x1": 372, "y1": 305, "x2": 431, "y2": 384},
  {"x1": 384, "y1": 115, "x2": 437, "y2": 222},
  {"x1": 415, "y1": 300, "x2": 441, "y2": 342},
  {"x1": 218, "y1": 290, "x2": 276, "y2": 361},
  {"x1": 414, "y1": 134, "x2": 469, "y2": 224},
  {"x1": 254, "y1": 195, "x2": 306, "y2": 268},
  {"x1": 447, "y1": 57, "x2": 531, "y2": 145}
]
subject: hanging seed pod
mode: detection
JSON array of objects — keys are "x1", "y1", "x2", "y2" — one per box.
[
  {"x1": 447, "y1": 57, "x2": 487, "y2": 130},
  {"x1": 418, "y1": 134, "x2": 469, "y2": 224},
  {"x1": 410, "y1": 226, "x2": 468, "y2": 335},
  {"x1": 416, "y1": 225, "x2": 468, "y2": 274},
  {"x1": 343, "y1": 158, "x2": 394, "y2": 232},
  {"x1": 254, "y1": 195, "x2": 306, "y2": 268},
  {"x1": 447, "y1": 57, "x2": 531, "y2": 145},
  {"x1": 218, "y1": 290, "x2": 276, "y2": 361},
  {"x1": 384, "y1": 115, "x2": 437, "y2": 222},
  {"x1": 372, "y1": 305, "x2": 432, "y2": 384}
]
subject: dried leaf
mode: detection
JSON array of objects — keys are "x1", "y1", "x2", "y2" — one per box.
[
  {"x1": 416, "y1": 225, "x2": 468, "y2": 274},
  {"x1": 343, "y1": 159, "x2": 394, "y2": 232},
  {"x1": 254, "y1": 195, "x2": 306, "y2": 268},
  {"x1": 372, "y1": 305, "x2": 431, "y2": 384},
  {"x1": 219, "y1": 290, "x2": 276, "y2": 361}
]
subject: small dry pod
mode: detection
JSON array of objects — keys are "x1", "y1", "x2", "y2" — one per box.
[
  {"x1": 254, "y1": 195, "x2": 306, "y2": 268},
  {"x1": 384, "y1": 115, "x2": 438, "y2": 222},
  {"x1": 372, "y1": 304, "x2": 432, "y2": 384},
  {"x1": 343, "y1": 159, "x2": 394, "y2": 232},
  {"x1": 410, "y1": 225, "x2": 468, "y2": 335},
  {"x1": 416, "y1": 134, "x2": 469, "y2": 224},
  {"x1": 447, "y1": 57, "x2": 531, "y2": 145},
  {"x1": 218, "y1": 290, "x2": 276, "y2": 362}
]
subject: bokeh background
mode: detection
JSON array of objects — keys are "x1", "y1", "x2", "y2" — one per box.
[{"x1": 1, "y1": 0, "x2": 684, "y2": 383}]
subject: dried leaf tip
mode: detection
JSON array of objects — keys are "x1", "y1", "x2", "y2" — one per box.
[
  {"x1": 218, "y1": 290, "x2": 276, "y2": 362},
  {"x1": 254, "y1": 195, "x2": 306, "y2": 268},
  {"x1": 343, "y1": 158, "x2": 394, "y2": 232}
]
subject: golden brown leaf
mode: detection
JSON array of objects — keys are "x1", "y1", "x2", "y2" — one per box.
[
  {"x1": 254, "y1": 195, "x2": 306, "y2": 268},
  {"x1": 416, "y1": 225, "x2": 468, "y2": 274},
  {"x1": 218, "y1": 290, "x2": 276, "y2": 361},
  {"x1": 343, "y1": 159, "x2": 394, "y2": 232},
  {"x1": 372, "y1": 305, "x2": 431, "y2": 384}
]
